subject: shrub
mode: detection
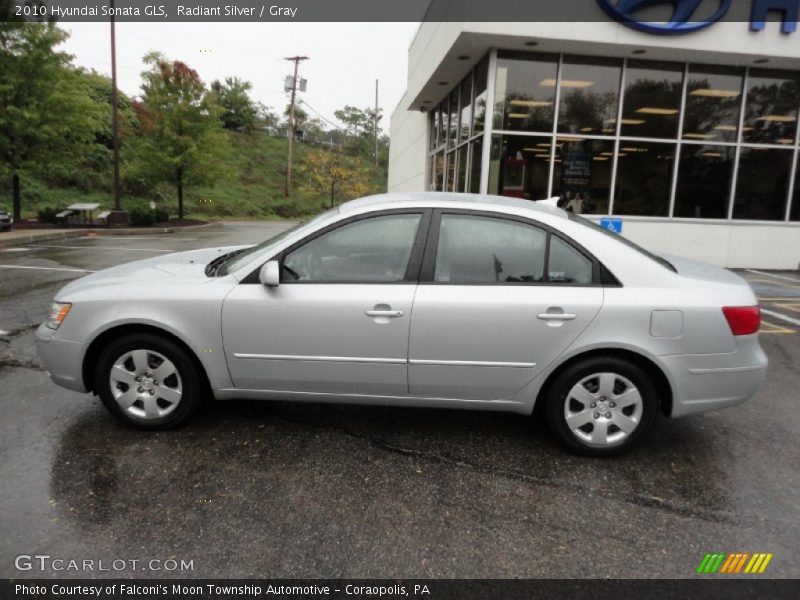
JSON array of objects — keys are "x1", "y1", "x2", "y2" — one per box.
[
  {"x1": 38, "y1": 206, "x2": 62, "y2": 224},
  {"x1": 153, "y1": 207, "x2": 170, "y2": 223},
  {"x1": 128, "y1": 206, "x2": 154, "y2": 227}
]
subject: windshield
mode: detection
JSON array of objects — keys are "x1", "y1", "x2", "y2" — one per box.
[
  {"x1": 216, "y1": 208, "x2": 338, "y2": 276},
  {"x1": 567, "y1": 213, "x2": 676, "y2": 272}
]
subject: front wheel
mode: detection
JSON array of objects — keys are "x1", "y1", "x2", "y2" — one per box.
[
  {"x1": 94, "y1": 333, "x2": 204, "y2": 429},
  {"x1": 544, "y1": 356, "x2": 659, "y2": 457}
]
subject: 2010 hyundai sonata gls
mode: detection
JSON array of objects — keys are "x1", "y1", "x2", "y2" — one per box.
[{"x1": 36, "y1": 192, "x2": 767, "y2": 456}]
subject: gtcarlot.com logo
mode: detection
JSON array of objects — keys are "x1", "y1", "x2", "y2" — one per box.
[
  {"x1": 697, "y1": 552, "x2": 774, "y2": 574},
  {"x1": 14, "y1": 554, "x2": 194, "y2": 572}
]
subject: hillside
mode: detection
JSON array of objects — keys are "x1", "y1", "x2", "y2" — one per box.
[{"x1": 8, "y1": 131, "x2": 388, "y2": 222}]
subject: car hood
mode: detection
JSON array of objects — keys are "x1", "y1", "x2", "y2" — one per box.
[{"x1": 56, "y1": 245, "x2": 251, "y2": 298}]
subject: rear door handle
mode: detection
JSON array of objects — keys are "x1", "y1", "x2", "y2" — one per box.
[
  {"x1": 365, "y1": 310, "x2": 404, "y2": 318},
  {"x1": 537, "y1": 312, "x2": 577, "y2": 321}
]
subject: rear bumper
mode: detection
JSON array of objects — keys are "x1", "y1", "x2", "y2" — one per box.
[
  {"x1": 661, "y1": 335, "x2": 768, "y2": 418},
  {"x1": 35, "y1": 324, "x2": 88, "y2": 393}
]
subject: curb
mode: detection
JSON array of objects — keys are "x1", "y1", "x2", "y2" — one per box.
[{"x1": 0, "y1": 221, "x2": 222, "y2": 249}]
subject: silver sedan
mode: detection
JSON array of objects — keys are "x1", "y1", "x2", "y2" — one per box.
[{"x1": 36, "y1": 193, "x2": 767, "y2": 456}]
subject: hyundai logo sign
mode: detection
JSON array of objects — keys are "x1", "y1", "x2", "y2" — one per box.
[{"x1": 596, "y1": 0, "x2": 732, "y2": 34}]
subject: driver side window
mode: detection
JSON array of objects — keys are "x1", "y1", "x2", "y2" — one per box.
[{"x1": 282, "y1": 214, "x2": 422, "y2": 283}]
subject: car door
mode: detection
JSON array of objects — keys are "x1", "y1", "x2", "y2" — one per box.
[
  {"x1": 408, "y1": 211, "x2": 603, "y2": 400},
  {"x1": 221, "y1": 210, "x2": 430, "y2": 395}
]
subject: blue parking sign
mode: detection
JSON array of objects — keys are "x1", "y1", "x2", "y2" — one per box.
[{"x1": 600, "y1": 218, "x2": 623, "y2": 234}]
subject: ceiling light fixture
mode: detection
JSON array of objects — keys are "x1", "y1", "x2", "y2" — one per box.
[
  {"x1": 540, "y1": 78, "x2": 594, "y2": 88},
  {"x1": 509, "y1": 99, "x2": 552, "y2": 107},
  {"x1": 635, "y1": 107, "x2": 679, "y2": 115},
  {"x1": 689, "y1": 89, "x2": 740, "y2": 98}
]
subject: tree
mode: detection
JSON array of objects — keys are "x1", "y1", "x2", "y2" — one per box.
[
  {"x1": 135, "y1": 53, "x2": 227, "y2": 219},
  {"x1": 298, "y1": 147, "x2": 372, "y2": 206},
  {"x1": 210, "y1": 76, "x2": 258, "y2": 131},
  {"x1": 0, "y1": 22, "x2": 96, "y2": 219},
  {"x1": 334, "y1": 105, "x2": 383, "y2": 157}
]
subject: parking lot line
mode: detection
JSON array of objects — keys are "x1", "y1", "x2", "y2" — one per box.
[
  {"x1": 746, "y1": 269, "x2": 800, "y2": 284},
  {"x1": 0, "y1": 264, "x2": 96, "y2": 273},
  {"x1": 761, "y1": 308, "x2": 800, "y2": 328},
  {"x1": 33, "y1": 244, "x2": 171, "y2": 253},
  {"x1": 775, "y1": 302, "x2": 800, "y2": 314},
  {"x1": 89, "y1": 236, "x2": 197, "y2": 241},
  {"x1": 759, "y1": 321, "x2": 794, "y2": 334}
]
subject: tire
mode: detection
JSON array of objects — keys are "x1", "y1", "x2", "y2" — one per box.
[
  {"x1": 94, "y1": 333, "x2": 204, "y2": 429},
  {"x1": 544, "y1": 356, "x2": 659, "y2": 457}
]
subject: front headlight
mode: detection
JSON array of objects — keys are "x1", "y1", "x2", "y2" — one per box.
[{"x1": 46, "y1": 302, "x2": 72, "y2": 330}]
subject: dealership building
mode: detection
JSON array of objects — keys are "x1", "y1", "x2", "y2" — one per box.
[{"x1": 388, "y1": 4, "x2": 800, "y2": 268}]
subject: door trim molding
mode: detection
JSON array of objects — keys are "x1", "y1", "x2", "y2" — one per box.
[
  {"x1": 233, "y1": 353, "x2": 406, "y2": 365},
  {"x1": 232, "y1": 353, "x2": 535, "y2": 369},
  {"x1": 409, "y1": 359, "x2": 536, "y2": 368}
]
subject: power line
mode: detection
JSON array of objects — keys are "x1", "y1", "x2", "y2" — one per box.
[{"x1": 299, "y1": 100, "x2": 344, "y2": 131}]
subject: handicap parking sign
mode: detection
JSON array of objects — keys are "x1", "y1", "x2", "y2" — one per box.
[{"x1": 600, "y1": 218, "x2": 623, "y2": 234}]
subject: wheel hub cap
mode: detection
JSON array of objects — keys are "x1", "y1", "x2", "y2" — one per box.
[
  {"x1": 564, "y1": 372, "x2": 643, "y2": 447},
  {"x1": 109, "y1": 349, "x2": 183, "y2": 420}
]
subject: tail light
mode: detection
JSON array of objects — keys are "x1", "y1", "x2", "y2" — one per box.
[{"x1": 722, "y1": 306, "x2": 761, "y2": 336}]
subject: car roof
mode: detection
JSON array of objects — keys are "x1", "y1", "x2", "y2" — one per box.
[{"x1": 337, "y1": 192, "x2": 566, "y2": 219}]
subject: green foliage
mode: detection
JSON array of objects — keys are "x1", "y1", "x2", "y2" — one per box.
[
  {"x1": 37, "y1": 206, "x2": 62, "y2": 224},
  {"x1": 0, "y1": 21, "x2": 100, "y2": 218},
  {"x1": 210, "y1": 76, "x2": 259, "y2": 131},
  {"x1": 128, "y1": 206, "x2": 155, "y2": 227},
  {"x1": 134, "y1": 52, "x2": 229, "y2": 218}
]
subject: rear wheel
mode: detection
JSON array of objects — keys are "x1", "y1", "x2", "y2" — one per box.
[
  {"x1": 94, "y1": 333, "x2": 203, "y2": 429},
  {"x1": 544, "y1": 356, "x2": 659, "y2": 457}
]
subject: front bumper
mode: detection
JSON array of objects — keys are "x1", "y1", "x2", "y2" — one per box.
[
  {"x1": 35, "y1": 323, "x2": 88, "y2": 393},
  {"x1": 661, "y1": 335, "x2": 768, "y2": 418}
]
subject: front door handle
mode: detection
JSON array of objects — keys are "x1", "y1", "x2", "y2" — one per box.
[
  {"x1": 365, "y1": 309, "x2": 404, "y2": 318},
  {"x1": 537, "y1": 312, "x2": 577, "y2": 321}
]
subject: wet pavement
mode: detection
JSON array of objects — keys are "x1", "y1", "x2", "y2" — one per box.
[{"x1": 0, "y1": 223, "x2": 798, "y2": 579}]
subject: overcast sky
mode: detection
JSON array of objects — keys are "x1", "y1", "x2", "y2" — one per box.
[{"x1": 60, "y1": 22, "x2": 419, "y2": 131}]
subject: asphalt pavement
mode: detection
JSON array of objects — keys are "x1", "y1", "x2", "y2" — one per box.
[{"x1": 0, "y1": 222, "x2": 798, "y2": 579}]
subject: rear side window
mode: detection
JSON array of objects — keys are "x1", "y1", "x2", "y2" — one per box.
[
  {"x1": 435, "y1": 215, "x2": 547, "y2": 283},
  {"x1": 548, "y1": 235, "x2": 593, "y2": 284},
  {"x1": 283, "y1": 214, "x2": 421, "y2": 283},
  {"x1": 433, "y1": 214, "x2": 596, "y2": 285}
]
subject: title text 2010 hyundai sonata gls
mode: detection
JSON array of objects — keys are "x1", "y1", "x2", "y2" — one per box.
[{"x1": 36, "y1": 193, "x2": 767, "y2": 456}]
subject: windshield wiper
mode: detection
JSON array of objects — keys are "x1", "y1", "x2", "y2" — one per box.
[{"x1": 205, "y1": 249, "x2": 245, "y2": 277}]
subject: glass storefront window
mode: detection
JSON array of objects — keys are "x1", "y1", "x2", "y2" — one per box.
[
  {"x1": 446, "y1": 151, "x2": 457, "y2": 191},
  {"x1": 673, "y1": 144, "x2": 735, "y2": 218},
  {"x1": 792, "y1": 156, "x2": 800, "y2": 221},
  {"x1": 621, "y1": 60, "x2": 684, "y2": 139},
  {"x1": 488, "y1": 134, "x2": 551, "y2": 200},
  {"x1": 742, "y1": 69, "x2": 800, "y2": 145},
  {"x1": 551, "y1": 137, "x2": 613, "y2": 215},
  {"x1": 473, "y1": 57, "x2": 489, "y2": 136},
  {"x1": 683, "y1": 65, "x2": 743, "y2": 143},
  {"x1": 432, "y1": 153, "x2": 444, "y2": 192},
  {"x1": 557, "y1": 56, "x2": 622, "y2": 136},
  {"x1": 613, "y1": 142, "x2": 676, "y2": 216},
  {"x1": 437, "y1": 100, "x2": 447, "y2": 149},
  {"x1": 469, "y1": 139, "x2": 483, "y2": 193},
  {"x1": 494, "y1": 52, "x2": 558, "y2": 133},
  {"x1": 460, "y1": 77, "x2": 473, "y2": 143},
  {"x1": 429, "y1": 110, "x2": 439, "y2": 150},
  {"x1": 733, "y1": 148, "x2": 792, "y2": 220},
  {"x1": 456, "y1": 148, "x2": 467, "y2": 193},
  {"x1": 447, "y1": 90, "x2": 459, "y2": 149}
]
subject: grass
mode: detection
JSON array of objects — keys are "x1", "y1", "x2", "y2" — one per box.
[{"x1": 3, "y1": 131, "x2": 388, "y2": 222}]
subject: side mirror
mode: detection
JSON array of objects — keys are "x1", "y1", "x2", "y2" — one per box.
[{"x1": 259, "y1": 260, "x2": 281, "y2": 286}]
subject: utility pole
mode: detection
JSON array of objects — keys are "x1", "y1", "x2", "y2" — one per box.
[
  {"x1": 374, "y1": 79, "x2": 379, "y2": 167},
  {"x1": 284, "y1": 55, "x2": 309, "y2": 197},
  {"x1": 108, "y1": 0, "x2": 126, "y2": 225}
]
